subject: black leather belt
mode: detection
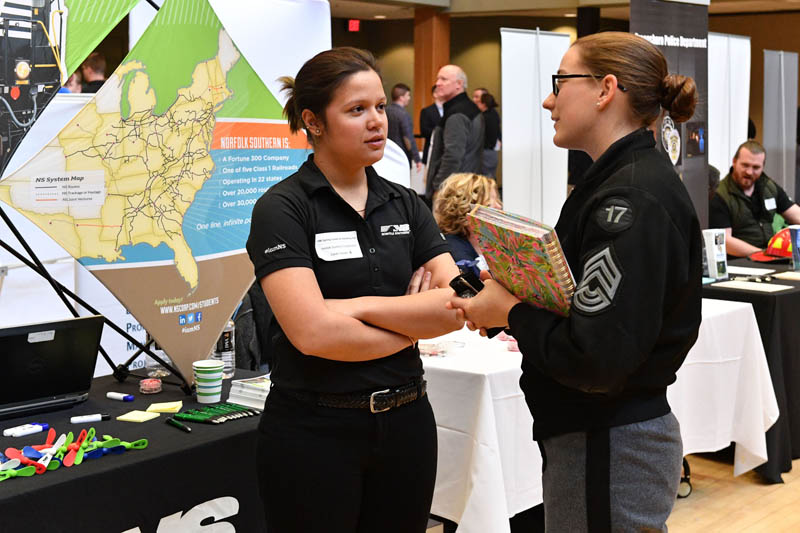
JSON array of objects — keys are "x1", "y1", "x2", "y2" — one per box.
[{"x1": 283, "y1": 380, "x2": 426, "y2": 414}]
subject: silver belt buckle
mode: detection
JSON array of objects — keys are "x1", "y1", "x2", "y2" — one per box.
[{"x1": 369, "y1": 389, "x2": 392, "y2": 413}]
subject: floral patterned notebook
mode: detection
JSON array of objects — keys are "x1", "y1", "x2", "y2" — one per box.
[{"x1": 467, "y1": 205, "x2": 575, "y2": 316}]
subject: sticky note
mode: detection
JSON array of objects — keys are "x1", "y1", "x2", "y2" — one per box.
[
  {"x1": 117, "y1": 410, "x2": 160, "y2": 423},
  {"x1": 146, "y1": 401, "x2": 183, "y2": 413}
]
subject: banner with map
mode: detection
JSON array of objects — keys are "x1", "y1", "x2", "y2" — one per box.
[{"x1": 0, "y1": 0, "x2": 314, "y2": 380}]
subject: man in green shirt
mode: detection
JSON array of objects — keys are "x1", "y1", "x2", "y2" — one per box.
[{"x1": 709, "y1": 141, "x2": 800, "y2": 256}]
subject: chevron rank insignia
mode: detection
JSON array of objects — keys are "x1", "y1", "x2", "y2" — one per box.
[{"x1": 573, "y1": 245, "x2": 623, "y2": 315}]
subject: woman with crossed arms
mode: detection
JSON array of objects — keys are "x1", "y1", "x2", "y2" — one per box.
[{"x1": 246, "y1": 47, "x2": 462, "y2": 533}]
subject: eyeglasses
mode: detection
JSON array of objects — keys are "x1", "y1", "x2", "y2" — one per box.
[{"x1": 551, "y1": 74, "x2": 627, "y2": 96}]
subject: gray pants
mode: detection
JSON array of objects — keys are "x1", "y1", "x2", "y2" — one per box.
[{"x1": 540, "y1": 412, "x2": 682, "y2": 532}]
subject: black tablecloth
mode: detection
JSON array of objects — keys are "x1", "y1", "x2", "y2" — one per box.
[
  {"x1": 0, "y1": 371, "x2": 266, "y2": 532},
  {"x1": 703, "y1": 259, "x2": 800, "y2": 483}
]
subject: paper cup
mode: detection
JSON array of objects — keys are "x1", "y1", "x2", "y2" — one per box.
[{"x1": 193, "y1": 360, "x2": 223, "y2": 403}]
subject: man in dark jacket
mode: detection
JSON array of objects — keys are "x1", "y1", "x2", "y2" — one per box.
[
  {"x1": 419, "y1": 85, "x2": 443, "y2": 165},
  {"x1": 425, "y1": 65, "x2": 484, "y2": 201},
  {"x1": 709, "y1": 140, "x2": 800, "y2": 256}
]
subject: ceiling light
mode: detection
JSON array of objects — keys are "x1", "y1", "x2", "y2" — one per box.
[
  {"x1": 374, "y1": 15, "x2": 387, "y2": 19},
  {"x1": 564, "y1": 13, "x2": 577, "y2": 18}
]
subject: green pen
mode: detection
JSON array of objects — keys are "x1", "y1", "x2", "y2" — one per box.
[{"x1": 165, "y1": 417, "x2": 192, "y2": 433}]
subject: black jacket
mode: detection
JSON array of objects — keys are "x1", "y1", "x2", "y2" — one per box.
[
  {"x1": 483, "y1": 108, "x2": 501, "y2": 150},
  {"x1": 508, "y1": 129, "x2": 703, "y2": 440},
  {"x1": 426, "y1": 92, "x2": 484, "y2": 198},
  {"x1": 419, "y1": 103, "x2": 441, "y2": 164}
]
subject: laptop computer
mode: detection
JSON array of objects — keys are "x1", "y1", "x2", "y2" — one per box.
[{"x1": 0, "y1": 315, "x2": 104, "y2": 420}]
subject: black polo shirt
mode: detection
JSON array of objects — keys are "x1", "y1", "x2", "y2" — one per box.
[{"x1": 246, "y1": 155, "x2": 451, "y2": 393}]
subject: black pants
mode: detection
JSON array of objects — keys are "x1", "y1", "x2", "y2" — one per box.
[{"x1": 256, "y1": 386, "x2": 438, "y2": 533}]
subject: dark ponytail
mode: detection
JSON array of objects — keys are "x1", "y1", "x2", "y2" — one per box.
[{"x1": 279, "y1": 76, "x2": 303, "y2": 133}]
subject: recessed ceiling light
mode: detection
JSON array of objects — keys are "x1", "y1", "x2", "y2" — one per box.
[
  {"x1": 374, "y1": 15, "x2": 387, "y2": 19},
  {"x1": 564, "y1": 13, "x2": 577, "y2": 18}
]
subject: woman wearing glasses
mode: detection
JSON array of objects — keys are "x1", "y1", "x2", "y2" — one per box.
[{"x1": 449, "y1": 32, "x2": 702, "y2": 531}]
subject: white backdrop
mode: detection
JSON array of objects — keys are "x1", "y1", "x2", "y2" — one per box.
[
  {"x1": 500, "y1": 28, "x2": 570, "y2": 227},
  {"x1": 707, "y1": 32, "x2": 751, "y2": 178},
  {"x1": 763, "y1": 49, "x2": 798, "y2": 199}
]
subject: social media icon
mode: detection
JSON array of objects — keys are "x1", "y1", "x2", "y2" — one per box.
[{"x1": 179, "y1": 314, "x2": 187, "y2": 325}]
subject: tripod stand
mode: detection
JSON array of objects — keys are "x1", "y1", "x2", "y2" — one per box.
[{"x1": 0, "y1": 205, "x2": 193, "y2": 395}]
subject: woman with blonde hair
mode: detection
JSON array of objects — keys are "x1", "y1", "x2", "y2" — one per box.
[
  {"x1": 449, "y1": 32, "x2": 702, "y2": 531},
  {"x1": 433, "y1": 172, "x2": 501, "y2": 270}
]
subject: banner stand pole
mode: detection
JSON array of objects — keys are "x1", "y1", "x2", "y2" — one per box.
[{"x1": 0, "y1": 206, "x2": 192, "y2": 395}]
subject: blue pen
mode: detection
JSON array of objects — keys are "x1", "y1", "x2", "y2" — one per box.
[{"x1": 106, "y1": 392, "x2": 134, "y2": 402}]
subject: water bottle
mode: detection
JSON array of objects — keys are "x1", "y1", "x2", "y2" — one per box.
[
  {"x1": 145, "y1": 331, "x2": 172, "y2": 378},
  {"x1": 211, "y1": 320, "x2": 235, "y2": 379}
]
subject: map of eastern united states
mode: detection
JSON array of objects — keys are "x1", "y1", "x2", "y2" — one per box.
[{"x1": 0, "y1": 29, "x2": 240, "y2": 290}]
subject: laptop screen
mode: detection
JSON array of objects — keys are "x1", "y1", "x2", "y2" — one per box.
[{"x1": 0, "y1": 315, "x2": 104, "y2": 414}]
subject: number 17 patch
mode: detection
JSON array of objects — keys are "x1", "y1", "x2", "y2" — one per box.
[{"x1": 594, "y1": 196, "x2": 634, "y2": 233}]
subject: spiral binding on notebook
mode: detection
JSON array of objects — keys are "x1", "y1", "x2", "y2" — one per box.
[{"x1": 543, "y1": 239, "x2": 575, "y2": 299}]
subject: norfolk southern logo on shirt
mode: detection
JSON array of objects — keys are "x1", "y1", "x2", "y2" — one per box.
[
  {"x1": 381, "y1": 224, "x2": 410, "y2": 236},
  {"x1": 263, "y1": 243, "x2": 286, "y2": 255}
]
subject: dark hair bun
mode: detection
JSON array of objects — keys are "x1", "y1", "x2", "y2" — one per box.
[{"x1": 660, "y1": 74, "x2": 697, "y2": 123}]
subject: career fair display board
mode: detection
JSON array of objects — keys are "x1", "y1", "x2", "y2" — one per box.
[
  {"x1": 0, "y1": 0, "x2": 331, "y2": 379},
  {"x1": 630, "y1": 0, "x2": 710, "y2": 227}
]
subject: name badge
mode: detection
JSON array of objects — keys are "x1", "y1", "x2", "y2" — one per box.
[
  {"x1": 765, "y1": 197, "x2": 777, "y2": 211},
  {"x1": 315, "y1": 231, "x2": 363, "y2": 261}
]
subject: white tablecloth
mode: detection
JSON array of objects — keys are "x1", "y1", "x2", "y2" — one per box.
[
  {"x1": 667, "y1": 298, "x2": 779, "y2": 475},
  {"x1": 423, "y1": 298, "x2": 778, "y2": 533}
]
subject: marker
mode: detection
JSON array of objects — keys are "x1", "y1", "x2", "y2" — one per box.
[
  {"x1": 3, "y1": 423, "x2": 49, "y2": 437},
  {"x1": 107, "y1": 392, "x2": 134, "y2": 402},
  {"x1": 165, "y1": 417, "x2": 192, "y2": 433},
  {"x1": 70, "y1": 414, "x2": 110, "y2": 424}
]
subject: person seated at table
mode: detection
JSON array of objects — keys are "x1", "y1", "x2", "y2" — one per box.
[
  {"x1": 448, "y1": 32, "x2": 702, "y2": 532},
  {"x1": 709, "y1": 140, "x2": 800, "y2": 257},
  {"x1": 246, "y1": 47, "x2": 463, "y2": 533},
  {"x1": 433, "y1": 172, "x2": 501, "y2": 274}
]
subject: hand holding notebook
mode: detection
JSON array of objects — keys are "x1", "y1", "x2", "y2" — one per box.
[{"x1": 466, "y1": 205, "x2": 575, "y2": 316}]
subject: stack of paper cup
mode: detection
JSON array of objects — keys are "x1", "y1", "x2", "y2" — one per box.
[{"x1": 193, "y1": 360, "x2": 224, "y2": 403}]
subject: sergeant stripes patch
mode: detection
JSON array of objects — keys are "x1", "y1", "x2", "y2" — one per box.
[{"x1": 573, "y1": 245, "x2": 623, "y2": 315}]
